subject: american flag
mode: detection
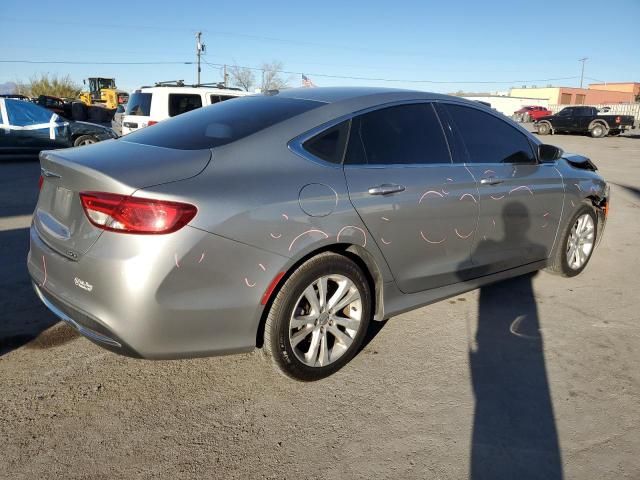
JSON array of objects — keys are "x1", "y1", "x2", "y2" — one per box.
[{"x1": 302, "y1": 74, "x2": 315, "y2": 87}]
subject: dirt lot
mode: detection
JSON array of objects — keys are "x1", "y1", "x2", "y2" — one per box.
[{"x1": 1, "y1": 130, "x2": 639, "y2": 479}]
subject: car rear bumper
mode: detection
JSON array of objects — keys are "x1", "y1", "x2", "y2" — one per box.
[{"x1": 27, "y1": 223, "x2": 289, "y2": 359}]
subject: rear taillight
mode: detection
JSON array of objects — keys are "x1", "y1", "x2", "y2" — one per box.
[
  {"x1": 615, "y1": 116, "x2": 621, "y2": 124},
  {"x1": 38, "y1": 175, "x2": 43, "y2": 190},
  {"x1": 147, "y1": 120, "x2": 158, "y2": 126},
  {"x1": 79, "y1": 192, "x2": 197, "y2": 234}
]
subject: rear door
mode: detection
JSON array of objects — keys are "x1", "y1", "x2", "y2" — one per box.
[
  {"x1": 168, "y1": 93, "x2": 202, "y2": 117},
  {"x1": 122, "y1": 91, "x2": 153, "y2": 134},
  {"x1": 343, "y1": 102, "x2": 478, "y2": 294},
  {"x1": 441, "y1": 103, "x2": 563, "y2": 275}
]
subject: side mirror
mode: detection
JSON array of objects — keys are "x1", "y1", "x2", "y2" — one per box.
[{"x1": 538, "y1": 144, "x2": 563, "y2": 163}]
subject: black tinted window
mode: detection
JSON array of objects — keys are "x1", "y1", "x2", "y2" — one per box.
[
  {"x1": 345, "y1": 103, "x2": 450, "y2": 165},
  {"x1": 125, "y1": 92, "x2": 152, "y2": 116},
  {"x1": 445, "y1": 104, "x2": 535, "y2": 164},
  {"x1": 169, "y1": 94, "x2": 202, "y2": 117},
  {"x1": 124, "y1": 96, "x2": 322, "y2": 150},
  {"x1": 303, "y1": 121, "x2": 350, "y2": 164},
  {"x1": 210, "y1": 95, "x2": 236, "y2": 104}
]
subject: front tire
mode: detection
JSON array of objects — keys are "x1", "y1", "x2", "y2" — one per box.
[
  {"x1": 264, "y1": 252, "x2": 372, "y2": 381},
  {"x1": 546, "y1": 205, "x2": 597, "y2": 277},
  {"x1": 590, "y1": 123, "x2": 607, "y2": 138},
  {"x1": 73, "y1": 135, "x2": 98, "y2": 147},
  {"x1": 537, "y1": 122, "x2": 551, "y2": 135}
]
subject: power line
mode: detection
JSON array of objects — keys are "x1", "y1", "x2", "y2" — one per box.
[{"x1": 0, "y1": 60, "x2": 192, "y2": 65}]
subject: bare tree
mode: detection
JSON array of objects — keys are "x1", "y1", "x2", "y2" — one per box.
[
  {"x1": 229, "y1": 65, "x2": 256, "y2": 92},
  {"x1": 260, "y1": 61, "x2": 291, "y2": 91}
]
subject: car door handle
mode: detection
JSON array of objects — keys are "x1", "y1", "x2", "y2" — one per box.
[
  {"x1": 480, "y1": 177, "x2": 504, "y2": 186},
  {"x1": 368, "y1": 184, "x2": 406, "y2": 195}
]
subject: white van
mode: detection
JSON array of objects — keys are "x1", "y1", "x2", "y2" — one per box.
[{"x1": 121, "y1": 84, "x2": 251, "y2": 135}]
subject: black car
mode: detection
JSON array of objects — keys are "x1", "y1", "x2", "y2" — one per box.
[
  {"x1": 536, "y1": 106, "x2": 635, "y2": 138},
  {"x1": 0, "y1": 98, "x2": 117, "y2": 157}
]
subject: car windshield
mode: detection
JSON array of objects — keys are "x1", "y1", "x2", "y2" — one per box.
[{"x1": 123, "y1": 95, "x2": 323, "y2": 150}]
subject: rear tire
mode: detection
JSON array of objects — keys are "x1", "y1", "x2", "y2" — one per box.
[
  {"x1": 537, "y1": 122, "x2": 551, "y2": 135},
  {"x1": 263, "y1": 252, "x2": 372, "y2": 381},
  {"x1": 546, "y1": 205, "x2": 597, "y2": 277},
  {"x1": 590, "y1": 123, "x2": 607, "y2": 138}
]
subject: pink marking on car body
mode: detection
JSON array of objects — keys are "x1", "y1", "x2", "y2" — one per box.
[
  {"x1": 282, "y1": 213, "x2": 289, "y2": 220},
  {"x1": 420, "y1": 231, "x2": 446, "y2": 244},
  {"x1": 446, "y1": 178, "x2": 454, "y2": 182},
  {"x1": 244, "y1": 278, "x2": 256, "y2": 288},
  {"x1": 509, "y1": 185, "x2": 534, "y2": 196},
  {"x1": 541, "y1": 222, "x2": 549, "y2": 229},
  {"x1": 337, "y1": 225, "x2": 367, "y2": 247},
  {"x1": 419, "y1": 190, "x2": 444, "y2": 204},
  {"x1": 459, "y1": 193, "x2": 477, "y2": 203},
  {"x1": 570, "y1": 200, "x2": 576, "y2": 207},
  {"x1": 288, "y1": 229, "x2": 330, "y2": 251},
  {"x1": 198, "y1": 252, "x2": 206, "y2": 263},
  {"x1": 455, "y1": 228, "x2": 474, "y2": 239},
  {"x1": 490, "y1": 194, "x2": 505, "y2": 200},
  {"x1": 381, "y1": 237, "x2": 392, "y2": 245},
  {"x1": 381, "y1": 217, "x2": 390, "y2": 222},
  {"x1": 258, "y1": 263, "x2": 266, "y2": 271},
  {"x1": 484, "y1": 169, "x2": 496, "y2": 176},
  {"x1": 269, "y1": 233, "x2": 282, "y2": 239},
  {"x1": 543, "y1": 212, "x2": 550, "y2": 217},
  {"x1": 174, "y1": 253, "x2": 180, "y2": 268},
  {"x1": 492, "y1": 218, "x2": 496, "y2": 228},
  {"x1": 574, "y1": 183, "x2": 582, "y2": 192},
  {"x1": 41, "y1": 255, "x2": 47, "y2": 287}
]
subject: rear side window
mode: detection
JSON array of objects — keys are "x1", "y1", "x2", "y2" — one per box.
[
  {"x1": 169, "y1": 94, "x2": 203, "y2": 117},
  {"x1": 210, "y1": 95, "x2": 236, "y2": 104},
  {"x1": 444, "y1": 104, "x2": 535, "y2": 164},
  {"x1": 125, "y1": 92, "x2": 152, "y2": 116},
  {"x1": 124, "y1": 96, "x2": 323, "y2": 150},
  {"x1": 5, "y1": 99, "x2": 53, "y2": 126},
  {"x1": 302, "y1": 121, "x2": 350, "y2": 164},
  {"x1": 345, "y1": 103, "x2": 450, "y2": 165}
]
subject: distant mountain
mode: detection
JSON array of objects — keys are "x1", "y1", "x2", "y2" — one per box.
[{"x1": 0, "y1": 82, "x2": 17, "y2": 94}]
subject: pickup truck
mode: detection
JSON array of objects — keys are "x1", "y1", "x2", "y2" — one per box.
[{"x1": 535, "y1": 106, "x2": 635, "y2": 138}]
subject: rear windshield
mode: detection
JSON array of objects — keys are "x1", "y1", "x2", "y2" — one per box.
[
  {"x1": 123, "y1": 95, "x2": 323, "y2": 150},
  {"x1": 125, "y1": 92, "x2": 152, "y2": 116}
]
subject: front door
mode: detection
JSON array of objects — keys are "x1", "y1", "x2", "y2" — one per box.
[
  {"x1": 343, "y1": 102, "x2": 479, "y2": 294},
  {"x1": 441, "y1": 103, "x2": 564, "y2": 275}
]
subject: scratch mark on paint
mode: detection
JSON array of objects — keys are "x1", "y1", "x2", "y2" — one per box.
[
  {"x1": 509, "y1": 185, "x2": 534, "y2": 196},
  {"x1": 258, "y1": 263, "x2": 266, "y2": 271},
  {"x1": 492, "y1": 218, "x2": 496, "y2": 228},
  {"x1": 570, "y1": 200, "x2": 576, "y2": 207},
  {"x1": 446, "y1": 178, "x2": 454, "y2": 182},
  {"x1": 288, "y1": 229, "x2": 329, "y2": 251},
  {"x1": 41, "y1": 255, "x2": 47, "y2": 287},
  {"x1": 455, "y1": 228, "x2": 474, "y2": 239},
  {"x1": 198, "y1": 252, "x2": 206, "y2": 263},
  {"x1": 420, "y1": 231, "x2": 446, "y2": 244},
  {"x1": 574, "y1": 183, "x2": 582, "y2": 192},
  {"x1": 381, "y1": 217, "x2": 390, "y2": 222},
  {"x1": 483, "y1": 169, "x2": 496, "y2": 176},
  {"x1": 270, "y1": 233, "x2": 282, "y2": 239},
  {"x1": 282, "y1": 213, "x2": 289, "y2": 220},
  {"x1": 460, "y1": 193, "x2": 477, "y2": 203},
  {"x1": 483, "y1": 235, "x2": 487, "y2": 241},
  {"x1": 244, "y1": 278, "x2": 256, "y2": 288},
  {"x1": 381, "y1": 237, "x2": 392, "y2": 245},
  {"x1": 419, "y1": 190, "x2": 444, "y2": 203},
  {"x1": 543, "y1": 212, "x2": 550, "y2": 217},
  {"x1": 337, "y1": 225, "x2": 367, "y2": 247},
  {"x1": 490, "y1": 194, "x2": 505, "y2": 200},
  {"x1": 174, "y1": 253, "x2": 180, "y2": 269}
]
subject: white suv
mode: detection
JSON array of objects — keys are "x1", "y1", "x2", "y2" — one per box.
[{"x1": 121, "y1": 84, "x2": 251, "y2": 135}]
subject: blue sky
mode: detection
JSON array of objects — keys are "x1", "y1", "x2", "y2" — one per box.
[{"x1": 1, "y1": 0, "x2": 639, "y2": 93}]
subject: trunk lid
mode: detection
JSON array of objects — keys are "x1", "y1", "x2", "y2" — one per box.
[{"x1": 35, "y1": 140, "x2": 210, "y2": 260}]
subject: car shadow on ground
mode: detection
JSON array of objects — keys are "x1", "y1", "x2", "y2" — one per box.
[
  {"x1": 0, "y1": 227, "x2": 76, "y2": 356},
  {"x1": 613, "y1": 183, "x2": 640, "y2": 200}
]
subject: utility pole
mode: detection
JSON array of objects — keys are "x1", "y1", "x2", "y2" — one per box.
[
  {"x1": 579, "y1": 57, "x2": 588, "y2": 88},
  {"x1": 195, "y1": 32, "x2": 205, "y2": 85},
  {"x1": 223, "y1": 64, "x2": 228, "y2": 88}
]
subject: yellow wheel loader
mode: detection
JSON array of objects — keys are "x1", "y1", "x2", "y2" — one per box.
[{"x1": 79, "y1": 77, "x2": 129, "y2": 110}]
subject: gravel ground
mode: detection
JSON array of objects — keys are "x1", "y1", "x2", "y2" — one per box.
[{"x1": 1, "y1": 129, "x2": 639, "y2": 479}]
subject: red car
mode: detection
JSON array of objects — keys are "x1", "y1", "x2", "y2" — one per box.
[{"x1": 514, "y1": 105, "x2": 552, "y2": 122}]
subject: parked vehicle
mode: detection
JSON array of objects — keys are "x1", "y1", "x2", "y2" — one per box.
[
  {"x1": 0, "y1": 98, "x2": 117, "y2": 157},
  {"x1": 111, "y1": 104, "x2": 126, "y2": 136},
  {"x1": 29, "y1": 88, "x2": 609, "y2": 380},
  {"x1": 121, "y1": 82, "x2": 250, "y2": 135},
  {"x1": 536, "y1": 106, "x2": 635, "y2": 137},
  {"x1": 513, "y1": 105, "x2": 552, "y2": 122},
  {"x1": 34, "y1": 95, "x2": 69, "y2": 118}
]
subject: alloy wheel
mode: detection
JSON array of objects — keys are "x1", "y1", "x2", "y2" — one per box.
[{"x1": 567, "y1": 213, "x2": 595, "y2": 270}]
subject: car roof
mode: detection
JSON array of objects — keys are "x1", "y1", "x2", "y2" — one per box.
[
  {"x1": 136, "y1": 86, "x2": 250, "y2": 95},
  {"x1": 273, "y1": 86, "x2": 454, "y2": 104}
]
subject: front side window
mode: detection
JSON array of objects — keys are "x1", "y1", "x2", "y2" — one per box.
[
  {"x1": 169, "y1": 94, "x2": 203, "y2": 117},
  {"x1": 5, "y1": 99, "x2": 53, "y2": 126},
  {"x1": 345, "y1": 103, "x2": 450, "y2": 165},
  {"x1": 303, "y1": 121, "x2": 350, "y2": 164},
  {"x1": 445, "y1": 104, "x2": 535, "y2": 164}
]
